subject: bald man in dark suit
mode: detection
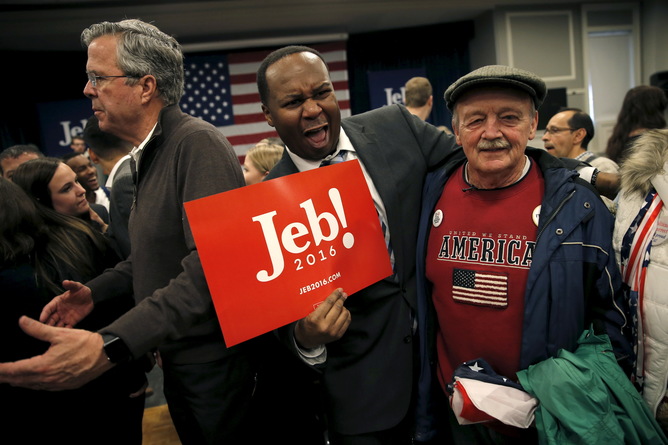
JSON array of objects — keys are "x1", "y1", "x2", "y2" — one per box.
[{"x1": 254, "y1": 45, "x2": 459, "y2": 445}]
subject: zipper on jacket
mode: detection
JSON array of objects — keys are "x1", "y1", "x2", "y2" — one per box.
[
  {"x1": 536, "y1": 189, "x2": 576, "y2": 243},
  {"x1": 536, "y1": 187, "x2": 629, "y2": 336}
]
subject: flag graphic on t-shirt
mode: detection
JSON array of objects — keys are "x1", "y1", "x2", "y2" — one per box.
[{"x1": 452, "y1": 268, "x2": 508, "y2": 308}]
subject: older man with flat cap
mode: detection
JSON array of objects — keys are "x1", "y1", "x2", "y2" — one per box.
[{"x1": 413, "y1": 65, "x2": 631, "y2": 444}]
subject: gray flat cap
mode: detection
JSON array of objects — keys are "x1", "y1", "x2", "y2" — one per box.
[{"x1": 444, "y1": 65, "x2": 547, "y2": 110}]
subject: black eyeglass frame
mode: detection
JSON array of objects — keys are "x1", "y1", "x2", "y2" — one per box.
[
  {"x1": 543, "y1": 126, "x2": 578, "y2": 135},
  {"x1": 86, "y1": 72, "x2": 140, "y2": 88}
]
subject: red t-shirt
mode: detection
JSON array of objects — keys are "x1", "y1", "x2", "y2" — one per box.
[{"x1": 426, "y1": 160, "x2": 544, "y2": 391}]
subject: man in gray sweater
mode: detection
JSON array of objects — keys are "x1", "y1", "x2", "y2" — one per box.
[{"x1": 0, "y1": 19, "x2": 259, "y2": 444}]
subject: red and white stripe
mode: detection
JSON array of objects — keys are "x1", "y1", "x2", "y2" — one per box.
[{"x1": 221, "y1": 41, "x2": 351, "y2": 156}]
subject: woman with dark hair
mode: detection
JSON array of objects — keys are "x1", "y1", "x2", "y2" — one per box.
[
  {"x1": 12, "y1": 156, "x2": 109, "y2": 233},
  {"x1": 606, "y1": 85, "x2": 668, "y2": 164},
  {"x1": 0, "y1": 175, "x2": 146, "y2": 444}
]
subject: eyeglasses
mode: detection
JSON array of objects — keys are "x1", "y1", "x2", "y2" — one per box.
[
  {"x1": 544, "y1": 126, "x2": 577, "y2": 135},
  {"x1": 86, "y1": 72, "x2": 138, "y2": 88}
]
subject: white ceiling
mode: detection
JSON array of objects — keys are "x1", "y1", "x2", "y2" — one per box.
[{"x1": 0, "y1": 0, "x2": 611, "y2": 52}]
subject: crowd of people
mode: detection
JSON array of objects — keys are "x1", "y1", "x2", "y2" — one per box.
[
  {"x1": 0, "y1": 161, "x2": 146, "y2": 443},
  {"x1": 0, "y1": 17, "x2": 667, "y2": 445}
]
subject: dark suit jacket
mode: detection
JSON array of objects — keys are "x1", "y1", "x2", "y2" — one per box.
[
  {"x1": 264, "y1": 104, "x2": 459, "y2": 435},
  {"x1": 107, "y1": 157, "x2": 133, "y2": 259}
]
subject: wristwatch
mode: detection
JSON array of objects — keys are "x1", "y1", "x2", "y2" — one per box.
[
  {"x1": 102, "y1": 334, "x2": 132, "y2": 364},
  {"x1": 590, "y1": 168, "x2": 600, "y2": 187}
]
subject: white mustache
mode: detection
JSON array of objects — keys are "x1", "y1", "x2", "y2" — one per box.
[{"x1": 477, "y1": 139, "x2": 510, "y2": 150}]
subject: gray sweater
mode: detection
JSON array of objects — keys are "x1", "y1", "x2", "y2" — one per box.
[{"x1": 88, "y1": 105, "x2": 246, "y2": 364}]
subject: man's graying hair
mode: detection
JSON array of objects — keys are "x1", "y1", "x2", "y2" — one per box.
[{"x1": 81, "y1": 19, "x2": 184, "y2": 105}]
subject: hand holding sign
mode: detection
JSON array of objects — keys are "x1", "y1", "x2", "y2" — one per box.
[
  {"x1": 295, "y1": 288, "x2": 350, "y2": 349},
  {"x1": 185, "y1": 160, "x2": 392, "y2": 346}
]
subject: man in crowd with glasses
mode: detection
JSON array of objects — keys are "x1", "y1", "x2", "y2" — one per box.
[
  {"x1": 542, "y1": 107, "x2": 619, "y2": 210},
  {"x1": 0, "y1": 18, "x2": 261, "y2": 444},
  {"x1": 542, "y1": 107, "x2": 619, "y2": 174}
]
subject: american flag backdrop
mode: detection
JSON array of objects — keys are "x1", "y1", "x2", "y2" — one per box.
[{"x1": 180, "y1": 41, "x2": 351, "y2": 157}]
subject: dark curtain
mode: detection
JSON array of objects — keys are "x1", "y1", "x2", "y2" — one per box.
[
  {"x1": 0, "y1": 50, "x2": 87, "y2": 151},
  {"x1": 1, "y1": 21, "x2": 474, "y2": 151},
  {"x1": 346, "y1": 20, "x2": 474, "y2": 130}
]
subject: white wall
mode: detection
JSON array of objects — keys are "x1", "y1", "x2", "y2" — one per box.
[
  {"x1": 469, "y1": 1, "x2": 668, "y2": 153},
  {"x1": 641, "y1": 0, "x2": 668, "y2": 84}
]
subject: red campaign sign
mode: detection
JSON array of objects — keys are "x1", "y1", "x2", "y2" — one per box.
[{"x1": 184, "y1": 160, "x2": 393, "y2": 346}]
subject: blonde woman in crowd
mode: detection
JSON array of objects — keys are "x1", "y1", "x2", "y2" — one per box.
[{"x1": 242, "y1": 137, "x2": 284, "y2": 185}]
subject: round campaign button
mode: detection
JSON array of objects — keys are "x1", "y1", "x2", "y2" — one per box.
[
  {"x1": 532, "y1": 205, "x2": 541, "y2": 227},
  {"x1": 433, "y1": 209, "x2": 443, "y2": 227}
]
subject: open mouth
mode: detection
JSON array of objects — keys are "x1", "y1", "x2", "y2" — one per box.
[{"x1": 304, "y1": 124, "x2": 328, "y2": 145}]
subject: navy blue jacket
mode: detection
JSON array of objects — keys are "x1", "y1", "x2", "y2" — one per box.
[{"x1": 413, "y1": 147, "x2": 631, "y2": 441}]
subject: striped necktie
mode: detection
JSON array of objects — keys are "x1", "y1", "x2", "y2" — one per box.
[
  {"x1": 380, "y1": 213, "x2": 395, "y2": 273},
  {"x1": 319, "y1": 150, "x2": 347, "y2": 167},
  {"x1": 318, "y1": 150, "x2": 394, "y2": 273}
]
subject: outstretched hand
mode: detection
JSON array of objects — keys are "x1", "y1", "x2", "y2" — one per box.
[
  {"x1": 294, "y1": 288, "x2": 351, "y2": 349},
  {"x1": 40, "y1": 280, "x2": 94, "y2": 328},
  {"x1": 0, "y1": 316, "x2": 113, "y2": 390},
  {"x1": 89, "y1": 207, "x2": 108, "y2": 233}
]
